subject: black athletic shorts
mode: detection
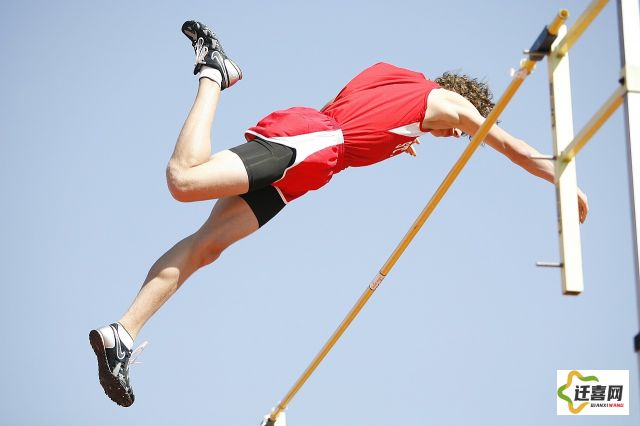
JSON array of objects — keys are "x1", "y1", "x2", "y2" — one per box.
[{"x1": 229, "y1": 136, "x2": 296, "y2": 227}]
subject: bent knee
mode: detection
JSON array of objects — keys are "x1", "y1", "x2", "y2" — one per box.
[
  {"x1": 166, "y1": 163, "x2": 192, "y2": 202},
  {"x1": 193, "y1": 239, "x2": 226, "y2": 268},
  {"x1": 197, "y1": 250, "x2": 221, "y2": 268}
]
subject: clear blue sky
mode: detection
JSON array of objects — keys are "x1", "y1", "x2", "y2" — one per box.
[{"x1": 1, "y1": 0, "x2": 638, "y2": 424}]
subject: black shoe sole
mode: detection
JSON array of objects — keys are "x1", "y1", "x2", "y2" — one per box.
[{"x1": 89, "y1": 330, "x2": 134, "y2": 407}]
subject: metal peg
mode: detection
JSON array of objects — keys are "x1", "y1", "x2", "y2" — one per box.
[
  {"x1": 529, "y1": 154, "x2": 557, "y2": 160},
  {"x1": 536, "y1": 261, "x2": 564, "y2": 268}
]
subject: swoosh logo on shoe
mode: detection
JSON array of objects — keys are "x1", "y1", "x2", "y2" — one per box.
[
  {"x1": 210, "y1": 51, "x2": 229, "y2": 87},
  {"x1": 111, "y1": 325, "x2": 126, "y2": 360}
]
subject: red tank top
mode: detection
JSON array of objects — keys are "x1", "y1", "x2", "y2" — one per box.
[{"x1": 322, "y1": 62, "x2": 440, "y2": 168}]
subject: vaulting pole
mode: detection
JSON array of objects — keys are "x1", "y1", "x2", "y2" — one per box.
[{"x1": 260, "y1": 11, "x2": 569, "y2": 426}]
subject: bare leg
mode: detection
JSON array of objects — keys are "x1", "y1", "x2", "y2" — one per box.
[
  {"x1": 118, "y1": 196, "x2": 258, "y2": 339},
  {"x1": 166, "y1": 78, "x2": 249, "y2": 202},
  {"x1": 118, "y1": 77, "x2": 257, "y2": 338}
]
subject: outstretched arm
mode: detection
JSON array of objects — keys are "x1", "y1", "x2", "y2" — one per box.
[
  {"x1": 465, "y1": 116, "x2": 556, "y2": 184},
  {"x1": 446, "y1": 91, "x2": 589, "y2": 222}
]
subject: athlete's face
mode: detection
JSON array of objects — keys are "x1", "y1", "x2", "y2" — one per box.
[{"x1": 431, "y1": 128, "x2": 463, "y2": 138}]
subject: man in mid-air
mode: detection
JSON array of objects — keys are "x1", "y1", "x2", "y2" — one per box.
[{"x1": 90, "y1": 20, "x2": 589, "y2": 407}]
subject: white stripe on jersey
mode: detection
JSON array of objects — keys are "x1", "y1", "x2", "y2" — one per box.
[
  {"x1": 245, "y1": 129, "x2": 344, "y2": 167},
  {"x1": 388, "y1": 122, "x2": 426, "y2": 138}
]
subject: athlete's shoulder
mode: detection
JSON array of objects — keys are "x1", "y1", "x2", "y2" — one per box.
[{"x1": 424, "y1": 89, "x2": 479, "y2": 128}]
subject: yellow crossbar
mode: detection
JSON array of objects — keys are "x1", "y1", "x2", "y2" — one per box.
[
  {"x1": 560, "y1": 85, "x2": 626, "y2": 162},
  {"x1": 555, "y1": 0, "x2": 609, "y2": 57},
  {"x1": 264, "y1": 10, "x2": 568, "y2": 425}
]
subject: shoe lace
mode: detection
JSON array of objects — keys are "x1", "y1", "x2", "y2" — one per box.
[
  {"x1": 128, "y1": 341, "x2": 148, "y2": 367},
  {"x1": 195, "y1": 37, "x2": 209, "y2": 65},
  {"x1": 112, "y1": 341, "x2": 148, "y2": 390}
]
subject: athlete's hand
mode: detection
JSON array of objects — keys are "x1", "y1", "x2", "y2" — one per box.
[
  {"x1": 578, "y1": 188, "x2": 589, "y2": 224},
  {"x1": 405, "y1": 138, "x2": 420, "y2": 157}
]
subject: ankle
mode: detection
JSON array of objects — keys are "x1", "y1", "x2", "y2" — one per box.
[
  {"x1": 198, "y1": 67, "x2": 222, "y2": 88},
  {"x1": 117, "y1": 319, "x2": 139, "y2": 342}
]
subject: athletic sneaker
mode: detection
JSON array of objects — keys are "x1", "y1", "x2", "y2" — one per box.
[
  {"x1": 181, "y1": 20, "x2": 242, "y2": 89},
  {"x1": 89, "y1": 323, "x2": 136, "y2": 407}
]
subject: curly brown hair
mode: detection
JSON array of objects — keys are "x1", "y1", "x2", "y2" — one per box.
[{"x1": 434, "y1": 72, "x2": 495, "y2": 119}]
